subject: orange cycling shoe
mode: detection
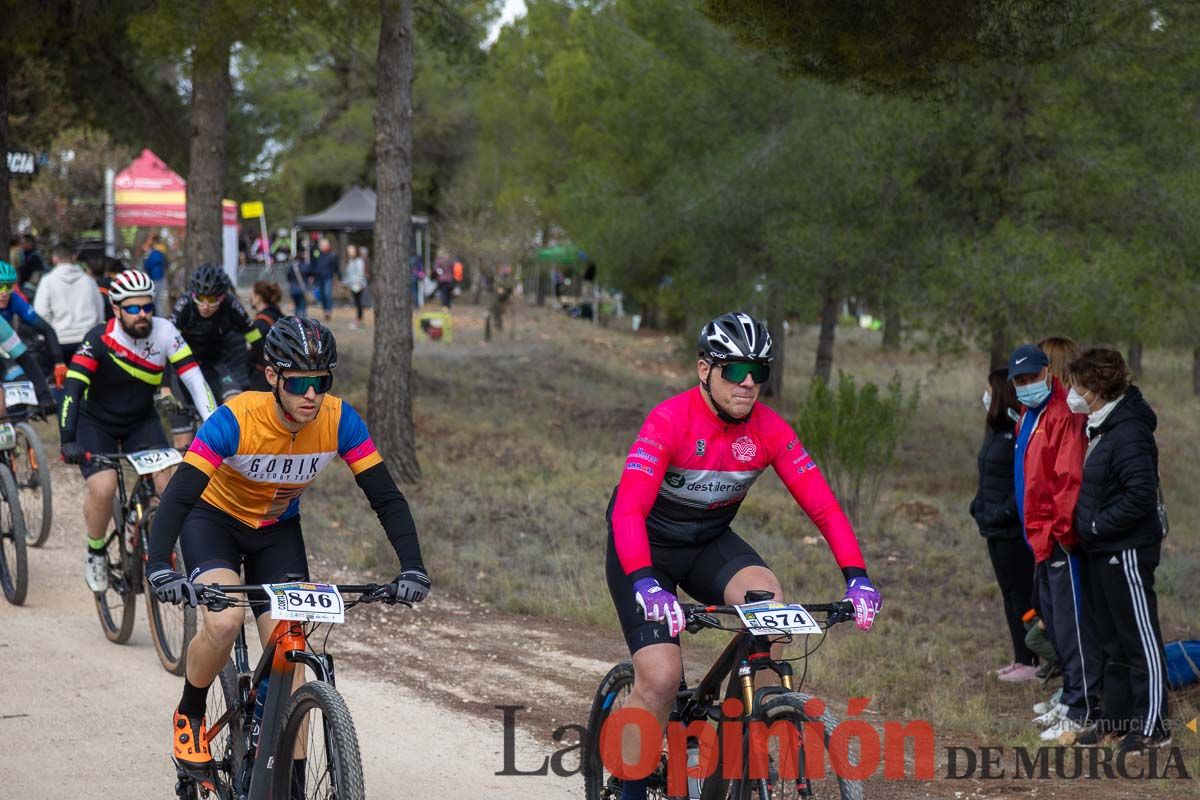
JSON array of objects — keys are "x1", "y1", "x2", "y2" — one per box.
[{"x1": 172, "y1": 710, "x2": 214, "y2": 780}]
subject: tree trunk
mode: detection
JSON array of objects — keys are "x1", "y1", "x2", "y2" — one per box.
[
  {"x1": 184, "y1": 22, "x2": 231, "y2": 272},
  {"x1": 764, "y1": 287, "x2": 785, "y2": 399},
  {"x1": 369, "y1": 0, "x2": 420, "y2": 483},
  {"x1": 989, "y1": 324, "x2": 1009, "y2": 371},
  {"x1": 813, "y1": 276, "x2": 838, "y2": 383},
  {"x1": 0, "y1": 56, "x2": 10, "y2": 252},
  {"x1": 1127, "y1": 339, "x2": 1144, "y2": 379},
  {"x1": 1193, "y1": 346, "x2": 1200, "y2": 397},
  {"x1": 882, "y1": 305, "x2": 901, "y2": 351}
]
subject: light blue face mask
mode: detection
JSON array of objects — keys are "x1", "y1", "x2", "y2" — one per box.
[{"x1": 1014, "y1": 379, "x2": 1051, "y2": 408}]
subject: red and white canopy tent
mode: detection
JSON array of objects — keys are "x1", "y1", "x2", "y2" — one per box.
[{"x1": 112, "y1": 149, "x2": 239, "y2": 281}]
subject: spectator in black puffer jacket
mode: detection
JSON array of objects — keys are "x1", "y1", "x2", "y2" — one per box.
[
  {"x1": 971, "y1": 367, "x2": 1039, "y2": 682},
  {"x1": 1067, "y1": 348, "x2": 1169, "y2": 755}
]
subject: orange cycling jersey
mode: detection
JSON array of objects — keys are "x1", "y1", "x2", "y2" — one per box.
[{"x1": 183, "y1": 391, "x2": 382, "y2": 528}]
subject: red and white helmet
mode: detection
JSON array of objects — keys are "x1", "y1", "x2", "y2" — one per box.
[{"x1": 109, "y1": 269, "x2": 156, "y2": 303}]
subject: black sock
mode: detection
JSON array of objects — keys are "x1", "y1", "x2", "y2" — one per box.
[{"x1": 178, "y1": 679, "x2": 210, "y2": 719}]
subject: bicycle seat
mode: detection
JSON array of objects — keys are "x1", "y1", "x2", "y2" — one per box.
[{"x1": 744, "y1": 589, "x2": 775, "y2": 603}]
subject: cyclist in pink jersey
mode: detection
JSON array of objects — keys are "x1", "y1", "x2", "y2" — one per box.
[{"x1": 606, "y1": 312, "x2": 882, "y2": 800}]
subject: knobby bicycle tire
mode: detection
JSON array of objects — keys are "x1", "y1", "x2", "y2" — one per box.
[
  {"x1": 145, "y1": 499, "x2": 196, "y2": 674},
  {"x1": 14, "y1": 421, "x2": 51, "y2": 547},
  {"x1": 195, "y1": 660, "x2": 247, "y2": 800},
  {"x1": 0, "y1": 463, "x2": 29, "y2": 605},
  {"x1": 585, "y1": 661, "x2": 682, "y2": 800},
  {"x1": 716, "y1": 692, "x2": 864, "y2": 800},
  {"x1": 271, "y1": 681, "x2": 365, "y2": 800},
  {"x1": 94, "y1": 501, "x2": 137, "y2": 643}
]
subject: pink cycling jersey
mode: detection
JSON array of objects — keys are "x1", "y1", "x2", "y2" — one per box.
[{"x1": 611, "y1": 386, "x2": 866, "y2": 577}]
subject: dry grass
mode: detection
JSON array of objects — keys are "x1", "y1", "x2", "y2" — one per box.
[{"x1": 302, "y1": 303, "x2": 1200, "y2": 747}]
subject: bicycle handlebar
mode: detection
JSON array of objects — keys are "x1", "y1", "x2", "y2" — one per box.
[
  {"x1": 193, "y1": 582, "x2": 401, "y2": 611},
  {"x1": 678, "y1": 599, "x2": 856, "y2": 633}
]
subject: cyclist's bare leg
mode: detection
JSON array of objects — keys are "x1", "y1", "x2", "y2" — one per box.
[
  {"x1": 724, "y1": 565, "x2": 785, "y2": 686},
  {"x1": 83, "y1": 470, "x2": 118, "y2": 541},
  {"x1": 185, "y1": 567, "x2": 245, "y2": 690},
  {"x1": 152, "y1": 465, "x2": 177, "y2": 495},
  {"x1": 622, "y1": 643, "x2": 683, "y2": 768}
]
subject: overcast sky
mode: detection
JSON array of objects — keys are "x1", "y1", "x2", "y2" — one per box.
[{"x1": 488, "y1": 0, "x2": 527, "y2": 44}]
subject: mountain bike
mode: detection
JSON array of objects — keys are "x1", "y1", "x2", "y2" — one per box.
[
  {"x1": 584, "y1": 591, "x2": 863, "y2": 800},
  {"x1": 88, "y1": 448, "x2": 196, "y2": 675},
  {"x1": 0, "y1": 456, "x2": 28, "y2": 605},
  {"x1": 1, "y1": 379, "x2": 52, "y2": 547},
  {"x1": 174, "y1": 580, "x2": 398, "y2": 800}
]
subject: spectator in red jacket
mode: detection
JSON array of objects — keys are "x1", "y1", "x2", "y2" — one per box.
[{"x1": 1010, "y1": 343, "x2": 1100, "y2": 741}]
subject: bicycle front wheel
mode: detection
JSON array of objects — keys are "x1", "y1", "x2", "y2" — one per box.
[
  {"x1": 145, "y1": 499, "x2": 196, "y2": 674},
  {"x1": 720, "y1": 692, "x2": 864, "y2": 800},
  {"x1": 13, "y1": 421, "x2": 51, "y2": 547},
  {"x1": 0, "y1": 464, "x2": 29, "y2": 604},
  {"x1": 93, "y1": 525, "x2": 137, "y2": 643},
  {"x1": 271, "y1": 681, "x2": 365, "y2": 800},
  {"x1": 584, "y1": 661, "x2": 674, "y2": 800}
]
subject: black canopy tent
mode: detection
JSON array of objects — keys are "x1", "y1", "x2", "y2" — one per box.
[{"x1": 293, "y1": 186, "x2": 429, "y2": 232}]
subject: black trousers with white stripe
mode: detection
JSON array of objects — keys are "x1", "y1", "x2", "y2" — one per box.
[{"x1": 1083, "y1": 543, "x2": 1169, "y2": 737}]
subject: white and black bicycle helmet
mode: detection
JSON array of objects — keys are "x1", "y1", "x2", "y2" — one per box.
[
  {"x1": 697, "y1": 311, "x2": 773, "y2": 364},
  {"x1": 108, "y1": 269, "x2": 156, "y2": 302}
]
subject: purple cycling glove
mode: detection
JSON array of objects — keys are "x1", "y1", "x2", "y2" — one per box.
[
  {"x1": 633, "y1": 577, "x2": 685, "y2": 637},
  {"x1": 844, "y1": 576, "x2": 881, "y2": 631}
]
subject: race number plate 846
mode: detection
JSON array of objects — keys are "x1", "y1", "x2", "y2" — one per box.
[
  {"x1": 262, "y1": 582, "x2": 346, "y2": 623},
  {"x1": 735, "y1": 601, "x2": 823, "y2": 636}
]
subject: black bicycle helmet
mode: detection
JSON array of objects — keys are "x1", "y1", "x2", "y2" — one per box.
[
  {"x1": 189, "y1": 263, "x2": 229, "y2": 296},
  {"x1": 262, "y1": 316, "x2": 338, "y2": 372},
  {"x1": 697, "y1": 311, "x2": 773, "y2": 364}
]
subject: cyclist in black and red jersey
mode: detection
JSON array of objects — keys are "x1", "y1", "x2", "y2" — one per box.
[{"x1": 606, "y1": 311, "x2": 883, "y2": 800}]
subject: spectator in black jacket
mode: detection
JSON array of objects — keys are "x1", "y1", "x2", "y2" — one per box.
[
  {"x1": 1067, "y1": 348, "x2": 1170, "y2": 754},
  {"x1": 971, "y1": 367, "x2": 1038, "y2": 682}
]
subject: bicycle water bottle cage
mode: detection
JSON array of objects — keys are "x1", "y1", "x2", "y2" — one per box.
[{"x1": 744, "y1": 590, "x2": 775, "y2": 603}]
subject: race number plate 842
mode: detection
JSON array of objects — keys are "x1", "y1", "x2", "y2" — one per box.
[{"x1": 262, "y1": 582, "x2": 346, "y2": 623}]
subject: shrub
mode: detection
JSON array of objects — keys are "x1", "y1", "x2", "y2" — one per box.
[{"x1": 794, "y1": 372, "x2": 919, "y2": 527}]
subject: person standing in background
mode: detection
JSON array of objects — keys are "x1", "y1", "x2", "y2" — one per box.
[
  {"x1": 246, "y1": 281, "x2": 284, "y2": 391},
  {"x1": 33, "y1": 242, "x2": 105, "y2": 362},
  {"x1": 142, "y1": 234, "x2": 170, "y2": 311},
  {"x1": 971, "y1": 367, "x2": 1039, "y2": 682},
  {"x1": 433, "y1": 257, "x2": 455, "y2": 309},
  {"x1": 288, "y1": 250, "x2": 311, "y2": 317},
  {"x1": 1068, "y1": 348, "x2": 1171, "y2": 755},
  {"x1": 1039, "y1": 336, "x2": 1080, "y2": 385},
  {"x1": 17, "y1": 234, "x2": 46, "y2": 287},
  {"x1": 343, "y1": 245, "x2": 368, "y2": 329},
  {"x1": 311, "y1": 238, "x2": 340, "y2": 322},
  {"x1": 1009, "y1": 343, "x2": 1099, "y2": 741}
]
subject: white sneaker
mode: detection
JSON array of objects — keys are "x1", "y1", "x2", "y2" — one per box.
[
  {"x1": 1032, "y1": 703, "x2": 1067, "y2": 728},
  {"x1": 1040, "y1": 714, "x2": 1086, "y2": 742},
  {"x1": 84, "y1": 551, "x2": 108, "y2": 593},
  {"x1": 1032, "y1": 689, "x2": 1063, "y2": 716}
]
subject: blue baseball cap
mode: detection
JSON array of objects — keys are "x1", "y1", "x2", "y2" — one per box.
[{"x1": 1008, "y1": 344, "x2": 1049, "y2": 379}]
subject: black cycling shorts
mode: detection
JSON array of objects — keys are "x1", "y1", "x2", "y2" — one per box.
[
  {"x1": 179, "y1": 501, "x2": 309, "y2": 618},
  {"x1": 605, "y1": 523, "x2": 768, "y2": 655},
  {"x1": 75, "y1": 413, "x2": 169, "y2": 480}
]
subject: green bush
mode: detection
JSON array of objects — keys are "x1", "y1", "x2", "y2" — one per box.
[{"x1": 794, "y1": 372, "x2": 919, "y2": 527}]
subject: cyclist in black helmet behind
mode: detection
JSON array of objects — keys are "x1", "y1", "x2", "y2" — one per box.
[{"x1": 168, "y1": 263, "x2": 262, "y2": 444}]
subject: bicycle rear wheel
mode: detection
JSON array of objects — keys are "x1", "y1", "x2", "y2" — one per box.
[
  {"x1": 13, "y1": 421, "x2": 51, "y2": 547},
  {"x1": 719, "y1": 692, "x2": 863, "y2": 800},
  {"x1": 206, "y1": 661, "x2": 247, "y2": 797},
  {"x1": 0, "y1": 464, "x2": 29, "y2": 605},
  {"x1": 145, "y1": 500, "x2": 196, "y2": 674},
  {"x1": 271, "y1": 681, "x2": 365, "y2": 800},
  {"x1": 584, "y1": 661, "x2": 674, "y2": 800},
  {"x1": 93, "y1": 525, "x2": 137, "y2": 643}
]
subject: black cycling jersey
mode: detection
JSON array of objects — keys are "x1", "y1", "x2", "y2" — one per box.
[
  {"x1": 170, "y1": 293, "x2": 260, "y2": 368},
  {"x1": 60, "y1": 318, "x2": 215, "y2": 443}
]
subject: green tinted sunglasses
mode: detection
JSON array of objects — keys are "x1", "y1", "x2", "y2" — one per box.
[
  {"x1": 280, "y1": 373, "x2": 334, "y2": 395},
  {"x1": 718, "y1": 361, "x2": 770, "y2": 385}
]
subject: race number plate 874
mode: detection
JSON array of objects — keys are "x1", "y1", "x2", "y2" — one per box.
[{"x1": 262, "y1": 582, "x2": 346, "y2": 623}]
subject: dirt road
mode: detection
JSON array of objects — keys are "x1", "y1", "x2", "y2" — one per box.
[{"x1": 0, "y1": 460, "x2": 578, "y2": 799}]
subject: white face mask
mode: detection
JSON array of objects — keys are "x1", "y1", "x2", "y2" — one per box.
[
  {"x1": 1066, "y1": 387, "x2": 1092, "y2": 415},
  {"x1": 982, "y1": 390, "x2": 992, "y2": 414}
]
